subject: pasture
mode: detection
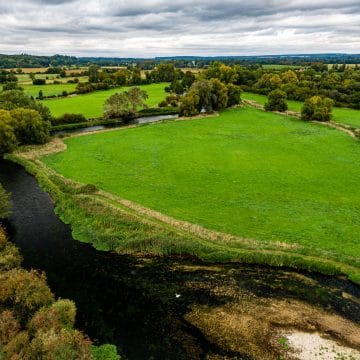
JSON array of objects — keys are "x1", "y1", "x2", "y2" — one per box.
[
  {"x1": 242, "y1": 92, "x2": 360, "y2": 128},
  {"x1": 43, "y1": 106, "x2": 360, "y2": 269},
  {"x1": 40, "y1": 83, "x2": 169, "y2": 118},
  {"x1": 21, "y1": 83, "x2": 78, "y2": 97}
]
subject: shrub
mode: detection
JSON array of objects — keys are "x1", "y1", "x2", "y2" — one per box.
[
  {"x1": 0, "y1": 310, "x2": 20, "y2": 345},
  {"x1": 0, "y1": 268, "x2": 54, "y2": 319},
  {"x1": 32, "y1": 79, "x2": 46, "y2": 85},
  {"x1": 91, "y1": 344, "x2": 121, "y2": 360},
  {"x1": 301, "y1": 96, "x2": 334, "y2": 122},
  {"x1": 52, "y1": 113, "x2": 87, "y2": 125},
  {"x1": 29, "y1": 299, "x2": 76, "y2": 334},
  {"x1": 264, "y1": 89, "x2": 288, "y2": 112},
  {"x1": 28, "y1": 328, "x2": 93, "y2": 360}
]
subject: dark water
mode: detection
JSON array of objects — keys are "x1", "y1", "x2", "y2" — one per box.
[
  {"x1": 52, "y1": 114, "x2": 179, "y2": 135},
  {"x1": 0, "y1": 159, "x2": 359, "y2": 360}
]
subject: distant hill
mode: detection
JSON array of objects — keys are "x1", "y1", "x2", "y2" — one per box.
[{"x1": 1, "y1": 53, "x2": 360, "y2": 69}]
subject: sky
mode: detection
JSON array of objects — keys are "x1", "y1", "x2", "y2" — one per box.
[{"x1": 0, "y1": 0, "x2": 359, "y2": 57}]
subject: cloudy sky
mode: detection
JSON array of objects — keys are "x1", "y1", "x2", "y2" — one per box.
[{"x1": 0, "y1": 0, "x2": 359, "y2": 57}]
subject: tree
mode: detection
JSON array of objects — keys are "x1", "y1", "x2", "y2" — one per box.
[
  {"x1": 0, "y1": 90, "x2": 51, "y2": 122},
  {"x1": 264, "y1": 89, "x2": 288, "y2": 112},
  {"x1": 0, "y1": 110, "x2": 17, "y2": 155},
  {"x1": 301, "y1": 96, "x2": 333, "y2": 122},
  {"x1": 189, "y1": 80, "x2": 213, "y2": 112},
  {"x1": 281, "y1": 70, "x2": 298, "y2": 84},
  {"x1": 182, "y1": 71, "x2": 196, "y2": 89},
  {"x1": 114, "y1": 69, "x2": 130, "y2": 86},
  {"x1": 10, "y1": 108, "x2": 50, "y2": 145},
  {"x1": 226, "y1": 84, "x2": 242, "y2": 107},
  {"x1": 126, "y1": 87, "x2": 148, "y2": 113},
  {"x1": 104, "y1": 92, "x2": 130, "y2": 118},
  {"x1": 88, "y1": 65, "x2": 100, "y2": 83},
  {"x1": 179, "y1": 92, "x2": 199, "y2": 117},
  {"x1": 210, "y1": 78, "x2": 228, "y2": 111}
]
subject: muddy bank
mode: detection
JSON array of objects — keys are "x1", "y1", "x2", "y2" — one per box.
[{"x1": 1, "y1": 159, "x2": 360, "y2": 360}]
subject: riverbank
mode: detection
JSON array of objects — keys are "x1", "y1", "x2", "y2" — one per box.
[
  {"x1": 1, "y1": 159, "x2": 360, "y2": 359},
  {"x1": 5, "y1": 107, "x2": 360, "y2": 286}
]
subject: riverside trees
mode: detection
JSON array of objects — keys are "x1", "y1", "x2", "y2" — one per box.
[
  {"x1": 103, "y1": 87, "x2": 149, "y2": 119},
  {"x1": 0, "y1": 91, "x2": 51, "y2": 155},
  {"x1": 179, "y1": 79, "x2": 241, "y2": 116}
]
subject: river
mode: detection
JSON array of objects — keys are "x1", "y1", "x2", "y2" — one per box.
[{"x1": 0, "y1": 159, "x2": 359, "y2": 360}]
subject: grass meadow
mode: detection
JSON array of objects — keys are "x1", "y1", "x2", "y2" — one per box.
[
  {"x1": 242, "y1": 92, "x2": 360, "y2": 127},
  {"x1": 21, "y1": 83, "x2": 78, "y2": 97},
  {"x1": 40, "y1": 83, "x2": 169, "y2": 118},
  {"x1": 43, "y1": 106, "x2": 360, "y2": 269}
]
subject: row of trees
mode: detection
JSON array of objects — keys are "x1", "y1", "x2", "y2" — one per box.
[{"x1": 226, "y1": 63, "x2": 360, "y2": 109}]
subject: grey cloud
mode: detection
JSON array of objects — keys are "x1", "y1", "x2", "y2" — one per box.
[{"x1": 0, "y1": 0, "x2": 359, "y2": 56}]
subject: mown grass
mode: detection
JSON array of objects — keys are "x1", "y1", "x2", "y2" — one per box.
[
  {"x1": 42, "y1": 107, "x2": 360, "y2": 277},
  {"x1": 40, "y1": 83, "x2": 169, "y2": 118},
  {"x1": 242, "y1": 92, "x2": 360, "y2": 128}
]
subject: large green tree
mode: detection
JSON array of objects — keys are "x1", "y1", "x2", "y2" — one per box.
[
  {"x1": 126, "y1": 87, "x2": 149, "y2": 113},
  {"x1": 10, "y1": 108, "x2": 50, "y2": 145}
]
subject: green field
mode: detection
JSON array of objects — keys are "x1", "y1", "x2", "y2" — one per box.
[
  {"x1": 262, "y1": 64, "x2": 303, "y2": 70},
  {"x1": 21, "y1": 83, "x2": 78, "y2": 97},
  {"x1": 242, "y1": 92, "x2": 360, "y2": 127},
  {"x1": 43, "y1": 106, "x2": 360, "y2": 268},
  {"x1": 40, "y1": 83, "x2": 168, "y2": 118}
]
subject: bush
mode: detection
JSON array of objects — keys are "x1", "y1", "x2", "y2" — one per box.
[
  {"x1": 301, "y1": 96, "x2": 333, "y2": 122},
  {"x1": 0, "y1": 268, "x2": 54, "y2": 319},
  {"x1": 91, "y1": 344, "x2": 121, "y2": 360},
  {"x1": 264, "y1": 89, "x2": 288, "y2": 112},
  {"x1": 52, "y1": 113, "x2": 87, "y2": 125},
  {"x1": 32, "y1": 78, "x2": 46, "y2": 85}
]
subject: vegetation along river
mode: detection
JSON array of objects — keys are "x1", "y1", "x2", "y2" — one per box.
[{"x1": 1, "y1": 159, "x2": 360, "y2": 360}]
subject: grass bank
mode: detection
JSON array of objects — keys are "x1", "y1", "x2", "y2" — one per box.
[{"x1": 6, "y1": 106, "x2": 360, "y2": 284}]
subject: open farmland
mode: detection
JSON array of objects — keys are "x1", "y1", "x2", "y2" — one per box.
[
  {"x1": 42, "y1": 106, "x2": 360, "y2": 276},
  {"x1": 40, "y1": 82, "x2": 169, "y2": 118}
]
